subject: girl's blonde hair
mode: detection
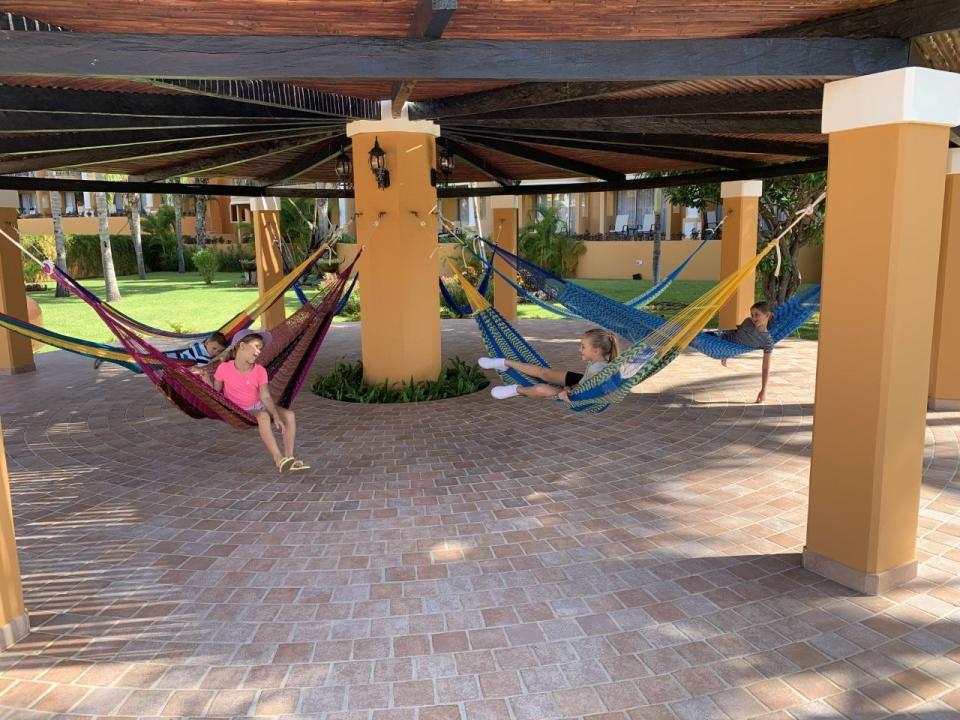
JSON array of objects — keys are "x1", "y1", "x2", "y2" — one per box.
[{"x1": 582, "y1": 328, "x2": 619, "y2": 362}]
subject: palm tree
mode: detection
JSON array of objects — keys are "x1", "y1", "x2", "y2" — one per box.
[
  {"x1": 49, "y1": 180, "x2": 69, "y2": 298},
  {"x1": 95, "y1": 179, "x2": 121, "y2": 301},
  {"x1": 518, "y1": 205, "x2": 586, "y2": 277},
  {"x1": 125, "y1": 193, "x2": 146, "y2": 279},
  {"x1": 194, "y1": 178, "x2": 209, "y2": 250},
  {"x1": 169, "y1": 192, "x2": 186, "y2": 273}
]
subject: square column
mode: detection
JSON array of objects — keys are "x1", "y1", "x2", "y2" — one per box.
[
  {"x1": 0, "y1": 418, "x2": 28, "y2": 650},
  {"x1": 348, "y1": 107, "x2": 441, "y2": 384},
  {"x1": 929, "y1": 149, "x2": 960, "y2": 410},
  {"x1": 251, "y1": 197, "x2": 286, "y2": 332},
  {"x1": 805, "y1": 68, "x2": 960, "y2": 594},
  {"x1": 491, "y1": 196, "x2": 518, "y2": 324},
  {"x1": 718, "y1": 180, "x2": 762, "y2": 329},
  {"x1": 0, "y1": 191, "x2": 35, "y2": 375}
]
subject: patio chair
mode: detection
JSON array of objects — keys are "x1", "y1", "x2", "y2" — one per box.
[{"x1": 609, "y1": 214, "x2": 630, "y2": 238}]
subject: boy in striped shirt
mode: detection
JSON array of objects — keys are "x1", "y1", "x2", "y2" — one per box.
[{"x1": 94, "y1": 331, "x2": 228, "y2": 370}]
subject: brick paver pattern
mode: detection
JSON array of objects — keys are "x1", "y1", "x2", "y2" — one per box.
[{"x1": 0, "y1": 319, "x2": 958, "y2": 720}]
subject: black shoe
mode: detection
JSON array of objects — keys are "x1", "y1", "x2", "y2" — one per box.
[{"x1": 93, "y1": 358, "x2": 104, "y2": 370}]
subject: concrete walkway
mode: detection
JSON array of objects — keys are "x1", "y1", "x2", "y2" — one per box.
[{"x1": 0, "y1": 319, "x2": 958, "y2": 719}]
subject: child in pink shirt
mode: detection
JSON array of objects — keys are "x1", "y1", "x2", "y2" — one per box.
[{"x1": 213, "y1": 331, "x2": 307, "y2": 473}]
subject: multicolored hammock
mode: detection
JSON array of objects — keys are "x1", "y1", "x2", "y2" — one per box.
[
  {"x1": 439, "y1": 260, "x2": 494, "y2": 317},
  {"x1": 449, "y1": 193, "x2": 824, "y2": 413},
  {"x1": 468, "y1": 236, "x2": 820, "y2": 360},
  {"x1": 52, "y1": 253, "x2": 360, "y2": 429}
]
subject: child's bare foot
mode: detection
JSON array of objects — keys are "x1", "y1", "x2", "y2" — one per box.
[{"x1": 721, "y1": 358, "x2": 728, "y2": 367}]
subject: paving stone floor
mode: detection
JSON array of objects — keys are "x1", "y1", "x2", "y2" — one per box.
[{"x1": 0, "y1": 319, "x2": 958, "y2": 720}]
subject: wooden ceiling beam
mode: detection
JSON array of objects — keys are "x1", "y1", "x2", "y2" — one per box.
[
  {"x1": 452, "y1": 135, "x2": 626, "y2": 182},
  {"x1": 457, "y1": 87, "x2": 824, "y2": 120},
  {"x1": 392, "y1": 1, "x2": 459, "y2": 118},
  {"x1": 140, "y1": 132, "x2": 337, "y2": 181},
  {"x1": 448, "y1": 131, "x2": 770, "y2": 170},
  {"x1": 410, "y1": 82, "x2": 666, "y2": 119},
  {"x1": 756, "y1": 0, "x2": 960, "y2": 39},
  {"x1": 0, "y1": 110, "x2": 326, "y2": 134},
  {"x1": 0, "y1": 11, "x2": 68, "y2": 32},
  {"x1": 0, "y1": 174, "x2": 353, "y2": 198},
  {"x1": 148, "y1": 79, "x2": 381, "y2": 119},
  {"x1": 0, "y1": 128, "x2": 329, "y2": 175},
  {"x1": 445, "y1": 115, "x2": 822, "y2": 135},
  {"x1": 437, "y1": 159, "x2": 828, "y2": 198},
  {"x1": 0, "y1": 83, "x2": 324, "y2": 120},
  {"x1": 444, "y1": 128, "x2": 825, "y2": 156},
  {"x1": 441, "y1": 137, "x2": 515, "y2": 186},
  {"x1": 260, "y1": 134, "x2": 347, "y2": 186},
  {"x1": 0, "y1": 125, "x2": 318, "y2": 156},
  {"x1": 0, "y1": 33, "x2": 908, "y2": 82}
]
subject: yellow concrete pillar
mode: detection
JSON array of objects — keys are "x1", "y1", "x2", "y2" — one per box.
[
  {"x1": 718, "y1": 181, "x2": 762, "y2": 329},
  {"x1": 805, "y1": 68, "x2": 960, "y2": 594},
  {"x1": 0, "y1": 418, "x2": 28, "y2": 650},
  {"x1": 929, "y1": 149, "x2": 960, "y2": 411},
  {"x1": 251, "y1": 197, "x2": 286, "y2": 332},
  {"x1": 0, "y1": 191, "x2": 35, "y2": 375},
  {"x1": 491, "y1": 197, "x2": 518, "y2": 324},
  {"x1": 347, "y1": 103, "x2": 441, "y2": 384}
]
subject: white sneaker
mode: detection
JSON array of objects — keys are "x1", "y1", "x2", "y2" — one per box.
[
  {"x1": 491, "y1": 384, "x2": 520, "y2": 399},
  {"x1": 478, "y1": 357, "x2": 507, "y2": 370}
]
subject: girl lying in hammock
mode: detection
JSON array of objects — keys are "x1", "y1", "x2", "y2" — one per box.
[
  {"x1": 479, "y1": 328, "x2": 619, "y2": 401},
  {"x1": 212, "y1": 331, "x2": 308, "y2": 473}
]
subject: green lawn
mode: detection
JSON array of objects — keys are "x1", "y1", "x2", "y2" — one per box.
[{"x1": 28, "y1": 271, "x2": 819, "y2": 353}]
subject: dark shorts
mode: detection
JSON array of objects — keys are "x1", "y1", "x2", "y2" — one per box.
[{"x1": 564, "y1": 371, "x2": 584, "y2": 387}]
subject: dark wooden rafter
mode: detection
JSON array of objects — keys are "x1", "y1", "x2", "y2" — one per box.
[
  {"x1": 260, "y1": 134, "x2": 348, "y2": 186},
  {"x1": 148, "y1": 79, "x2": 381, "y2": 120},
  {"x1": 451, "y1": 135, "x2": 626, "y2": 181},
  {"x1": 0, "y1": 128, "x2": 331, "y2": 175},
  {"x1": 449, "y1": 130, "x2": 767, "y2": 170},
  {"x1": 445, "y1": 128, "x2": 826, "y2": 157},
  {"x1": 0, "y1": 34, "x2": 909, "y2": 82},
  {"x1": 0, "y1": 173, "x2": 351, "y2": 198},
  {"x1": 0, "y1": 11, "x2": 67, "y2": 32},
  {"x1": 391, "y1": 0, "x2": 459, "y2": 117},
  {"x1": 457, "y1": 88, "x2": 825, "y2": 121},
  {"x1": 411, "y1": 82, "x2": 666, "y2": 120},
  {"x1": 441, "y1": 137, "x2": 515, "y2": 187},
  {"x1": 756, "y1": 0, "x2": 960, "y2": 39},
  {"x1": 0, "y1": 125, "x2": 324, "y2": 156},
  {"x1": 0, "y1": 110, "x2": 325, "y2": 134},
  {"x1": 446, "y1": 115, "x2": 823, "y2": 135},
  {"x1": 141, "y1": 132, "x2": 337, "y2": 181},
  {"x1": 0, "y1": 83, "x2": 327, "y2": 120},
  {"x1": 0, "y1": 159, "x2": 826, "y2": 199},
  {"x1": 437, "y1": 158, "x2": 828, "y2": 198}
]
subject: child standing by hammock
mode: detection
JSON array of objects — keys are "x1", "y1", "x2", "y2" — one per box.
[
  {"x1": 479, "y1": 328, "x2": 619, "y2": 401},
  {"x1": 213, "y1": 331, "x2": 308, "y2": 473},
  {"x1": 709, "y1": 301, "x2": 774, "y2": 404}
]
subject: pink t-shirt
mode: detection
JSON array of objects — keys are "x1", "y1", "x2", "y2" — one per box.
[{"x1": 214, "y1": 360, "x2": 268, "y2": 410}]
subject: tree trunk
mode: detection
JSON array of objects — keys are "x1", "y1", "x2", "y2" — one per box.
[
  {"x1": 652, "y1": 234, "x2": 662, "y2": 283},
  {"x1": 195, "y1": 178, "x2": 208, "y2": 250},
  {"x1": 128, "y1": 193, "x2": 146, "y2": 279},
  {"x1": 50, "y1": 185, "x2": 69, "y2": 298},
  {"x1": 95, "y1": 189, "x2": 121, "y2": 302},
  {"x1": 173, "y1": 194, "x2": 185, "y2": 273}
]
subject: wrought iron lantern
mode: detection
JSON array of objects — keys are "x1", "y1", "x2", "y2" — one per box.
[
  {"x1": 334, "y1": 150, "x2": 353, "y2": 189},
  {"x1": 368, "y1": 137, "x2": 390, "y2": 189}
]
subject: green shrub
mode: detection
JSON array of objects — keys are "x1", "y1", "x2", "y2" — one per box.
[
  {"x1": 66, "y1": 235, "x2": 139, "y2": 278},
  {"x1": 312, "y1": 357, "x2": 488, "y2": 403},
  {"x1": 336, "y1": 281, "x2": 360, "y2": 320},
  {"x1": 192, "y1": 250, "x2": 218, "y2": 284},
  {"x1": 217, "y1": 244, "x2": 253, "y2": 273},
  {"x1": 22, "y1": 258, "x2": 42, "y2": 284}
]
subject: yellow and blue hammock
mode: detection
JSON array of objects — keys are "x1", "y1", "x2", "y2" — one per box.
[
  {"x1": 448, "y1": 221, "x2": 799, "y2": 413},
  {"x1": 463, "y1": 236, "x2": 820, "y2": 360}
]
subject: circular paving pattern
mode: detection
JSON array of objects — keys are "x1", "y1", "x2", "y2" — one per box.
[{"x1": 0, "y1": 319, "x2": 958, "y2": 720}]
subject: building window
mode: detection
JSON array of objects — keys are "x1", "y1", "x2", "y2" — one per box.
[
  {"x1": 230, "y1": 204, "x2": 250, "y2": 223},
  {"x1": 18, "y1": 192, "x2": 37, "y2": 215},
  {"x1": 534, "y1": 193, "x2": 576, "y2": 233}
]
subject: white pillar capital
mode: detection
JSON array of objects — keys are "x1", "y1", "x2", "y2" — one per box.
[
  {"x1": 720, "y1": 180, "x2": 762, "y2": 199},
  {"x1": 948, "y1": 148, "x2": 960, "y2": 176},
  {"x1": 490, "y1": 195, "x2": 518, "y2": 210},
  {"x1": 250, "y1": 197, "x2": 281, "y2": 213},
  {"x1": 347, "y1": 102, "x2": 440, "y2": 137},
  {"x1": 822, "y1": 67, "x2": 960, "y2": 134},
  {"x1": 0, "y1": 191, "x2": 19, "y2": 210}
]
